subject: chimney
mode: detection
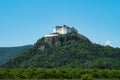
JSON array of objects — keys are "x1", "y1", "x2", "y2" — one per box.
[{"x1": 63, "y1": 25, "x2": 66, "y2": 27}]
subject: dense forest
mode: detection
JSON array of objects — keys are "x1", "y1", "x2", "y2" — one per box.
[
  {"x1": 0, "y1": 68, "x2": 120, "y2": 79},
  {"x1": 0, "y1": 45, "x2": 33, "y2": 65},
  {"x1": 1, "y1": 33, "x2": 120, "y2": 69}
]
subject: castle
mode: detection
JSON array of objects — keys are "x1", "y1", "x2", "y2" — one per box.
[{"x1": 45, "y1": 25, "x2": 78, "y2": 37}]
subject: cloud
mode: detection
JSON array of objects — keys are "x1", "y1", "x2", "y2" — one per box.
[{"x1": 105, "y1": 40, "x2": 111, "y2": 46}]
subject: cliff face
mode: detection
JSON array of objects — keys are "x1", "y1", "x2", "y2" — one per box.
[
  {"x1": 44, "y1": 33, "x2": 91, "y2": 47},
  {"x1": 33, "y1": 33, "x2": 91, "y2": 49}
]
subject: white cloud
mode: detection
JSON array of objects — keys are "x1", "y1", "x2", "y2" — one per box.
[{"x1": 105, "y1": 40, "x2": 111, "y2": 46}]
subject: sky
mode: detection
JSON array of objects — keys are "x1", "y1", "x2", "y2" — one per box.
[{"x1": 0, "y1": 0, "x2": 120, "y2": 47}]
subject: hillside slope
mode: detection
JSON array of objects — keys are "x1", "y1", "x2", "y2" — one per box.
[
  {"x1": 0, "y1": 45, "x2": 33, "y2": 65},
  {"x1": 1, "y1": 33, "x2": 120, "y2": 69}
]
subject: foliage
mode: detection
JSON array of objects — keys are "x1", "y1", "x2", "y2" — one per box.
[
  {"x1": 81, "y1": 74, "x2": 94, "y2": 80},
  {"x1": 1, "y1": 33, "x2": 120, "y2": 69},
  {"x1": 0, "y1": 68, "x2": 120, "y2": 79}
]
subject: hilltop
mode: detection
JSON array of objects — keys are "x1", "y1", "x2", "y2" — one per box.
[
  {"x1": 1, "y1": 25, "x2": 120, "y2": 69},
  {"x1": 1, "y1": 32, "x2": 120, "y2": 69}
]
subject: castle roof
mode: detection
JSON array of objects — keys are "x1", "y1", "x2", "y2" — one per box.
[
  {"x1": 55, "y1": 25, "x2": 70, "y2": 28},
  {"x1": 55, "y1": 26, "x2": 62, "y2": 28}
]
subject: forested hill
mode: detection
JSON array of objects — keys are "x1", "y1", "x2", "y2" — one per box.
[
  {"x1": 0, "y1": 45, "x2": 33, "y2": 65},
  {"x1": 1, "y1": 33, "x2": 120, "y2": 69}
]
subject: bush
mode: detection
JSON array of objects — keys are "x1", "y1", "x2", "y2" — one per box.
[{"x1": 81, "y1": 74, "x2": 94, "y2": 80}]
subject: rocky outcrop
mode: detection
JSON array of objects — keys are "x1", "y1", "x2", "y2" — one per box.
[{"x1": 44, "y1": 33, "x2": 91, "y2": 47}]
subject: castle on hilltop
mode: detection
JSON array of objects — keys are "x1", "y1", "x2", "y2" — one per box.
[{"x1": 45, "y1": 25, "x2": 78, "y2": 37}]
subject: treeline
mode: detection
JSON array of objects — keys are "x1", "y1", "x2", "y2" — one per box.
[
  {"x1": 0, "y1": 68, "x2": 120, "y2": 79},
  {"x1": 0, "y1": 45, "x2": 33, "y2": 65}
]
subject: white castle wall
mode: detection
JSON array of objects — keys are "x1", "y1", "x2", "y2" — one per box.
[
  {"x1": 45, "y1": 25, "x2": 78, "y2": 37},
  {"x1": 54, "y1": 26, "x2": 72, "y2": 34}
]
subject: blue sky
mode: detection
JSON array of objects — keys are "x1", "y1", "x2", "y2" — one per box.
[{"x1": 0, "y1": 0, "x2": 120, "y2": 47}]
